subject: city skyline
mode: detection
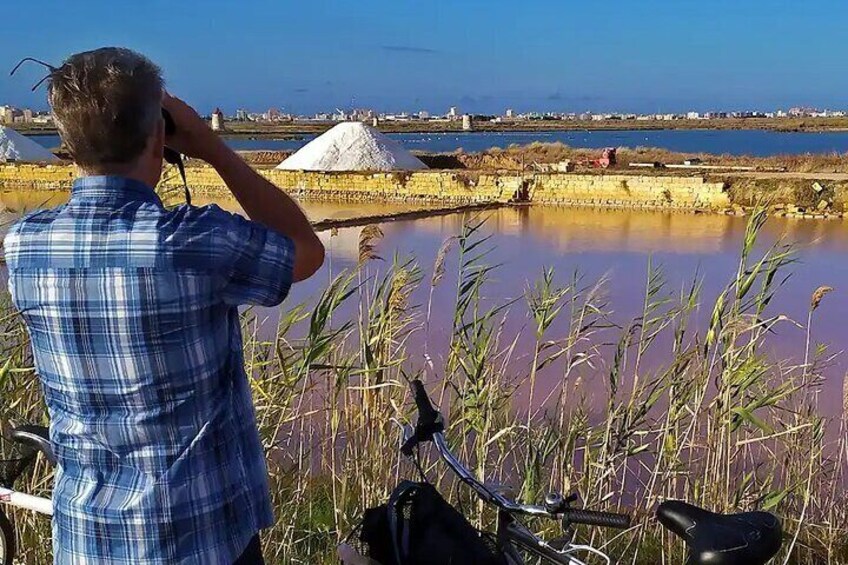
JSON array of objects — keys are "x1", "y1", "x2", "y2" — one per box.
[
  {"x1": 4, "y1": 101, "x2": 846, "y2": 129},
  {"x1": 3, "y1": 0, "x2": 848, "y2": 114}
]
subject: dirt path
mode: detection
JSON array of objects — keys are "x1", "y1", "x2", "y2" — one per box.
[{"x1": 311, "y1": 202, "x2": 506, "y2": 231}]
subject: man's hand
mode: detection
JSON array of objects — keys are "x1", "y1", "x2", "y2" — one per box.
[
  {"x1": 162, "y1": 92, "x2": 325, "y2": 282},
  {"x1": 162, "y1": 93, "x2": 225, "y2": 163}
]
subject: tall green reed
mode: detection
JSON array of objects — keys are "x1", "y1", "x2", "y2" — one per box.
[{"x1": 1, "y1": 209, "x2": 846, "y2": 564}]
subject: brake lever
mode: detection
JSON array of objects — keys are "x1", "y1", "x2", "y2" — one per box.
[
  {"x1": 401, "y1": 424, "x2": 414, "y2": 447},
  {"x1": 389, "y1": 418, "x2": 415, "y2": 450}
]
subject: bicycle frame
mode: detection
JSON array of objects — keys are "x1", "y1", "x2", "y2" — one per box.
[
  {"x1": 424, "y1": 430, "x2": 613, "y2": 564},
  {"x1": 0, "y1": 486, "x2": 52, "y2": 516},
  {"x1": 498, "y1": 513, "x2": 610, "y2": 565}
]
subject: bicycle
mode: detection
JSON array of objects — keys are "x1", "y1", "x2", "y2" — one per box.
[
  {"x1": 344, "y1": 379, "x2": 784, "y2": 565},
  {"x1": 0, "y1": 387, "x2": 783, "y2": 565},
  {"x1": 0, "y1": 424, "x2": 54, "y2": 565}
]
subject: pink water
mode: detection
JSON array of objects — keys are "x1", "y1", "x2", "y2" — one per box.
[{"x1": 277, "y1": 206, "x2": 847, "y2": 420}]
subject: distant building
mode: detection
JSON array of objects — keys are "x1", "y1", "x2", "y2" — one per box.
[
  {"x1": 686, "y1": 111, "x2": 701, "y2": 120},
  {"x1": 235, "y1": 108, "x2": 247, "y2": 121},
  {"x1": 32, "y1": 113, "x2": 54, "y2": 125},
  {"x1": 462, "y1": 114, "x2": 473, "y2": 131},
  {"x1": 447, "y1": 106, "x2": 459, "y2": 120},
  {"x1": 788, "y1": 107, "x2": 819, "y2": 117},
  {"x1": 211, "y1": 108, "x2": 225, "y2": 131},
  {"x1": 418, "y1": 110, "x2": 429, "y2": 119},
  {"x1": 0, "y1": 105, "x2": 17, "y2": 124},
  {"x1": 505, "y1": 108, "x2": 514, "y2": 118},
  {"x1": 350, "y1": 108, "x2": 374, "y2": 121},
  {"x1": 22, "y1": 109, "x2": 33, "y2": 123}
]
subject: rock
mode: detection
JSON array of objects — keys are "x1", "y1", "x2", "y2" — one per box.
[
  {"x1": 812, "y1": 181, "x2": 825, "y2": 193},
  {"x1": 817, "y1": 199, "x2": 830, "y2": 211}
]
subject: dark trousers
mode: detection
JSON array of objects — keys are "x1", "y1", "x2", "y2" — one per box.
[{"x1": 233, "y1": 535, "x2": 264, "y2": 565}]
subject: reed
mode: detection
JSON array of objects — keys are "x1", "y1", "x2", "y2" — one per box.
[{"x1": 1, "y1": 209, "x2": 846, "y2": 564}]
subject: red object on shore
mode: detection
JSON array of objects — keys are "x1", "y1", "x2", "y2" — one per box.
[
  {"x1": 597, "y1": 147, "x2": 616, "y2": 168},
  {"x1": 576, "y1": 147, "x2": 617, "y2": 169}
]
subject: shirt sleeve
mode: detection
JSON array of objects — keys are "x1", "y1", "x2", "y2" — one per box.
[{"x1": 219, "y1": 211, "x2": 296, "y2": 307}]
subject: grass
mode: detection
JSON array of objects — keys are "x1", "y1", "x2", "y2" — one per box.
[
  {"x1": 428, "y1": 141, "x2": 848, "y2": 175},
  {"x1": 218, "y1": 143, "x2": 848, "y2": 175},
  {"x1": 1, "y1": 209, "x2": 847, "y2": 564}
]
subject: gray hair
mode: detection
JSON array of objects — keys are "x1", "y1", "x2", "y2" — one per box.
[{"x1": 48, "y1": 47, "x2": 163, "y2": 169}]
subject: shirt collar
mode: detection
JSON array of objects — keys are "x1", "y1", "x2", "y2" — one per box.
[{"x1": 71, "y1": 176, "x2": 162, "y2": 205}]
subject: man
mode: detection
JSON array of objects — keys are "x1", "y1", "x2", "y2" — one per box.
[{"x1": 4, "y1": 48, "x2": 324, "y2": 564}]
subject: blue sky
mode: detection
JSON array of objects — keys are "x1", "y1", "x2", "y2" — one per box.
[{"x1": 3, "y1": 0, "x2": 847, "y2": 115}]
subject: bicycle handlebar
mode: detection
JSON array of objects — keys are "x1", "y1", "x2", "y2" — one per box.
[
  {"x1": 411, "y1": 379, "x2": 439, "y2": 426},
  {"x1": 401, "y1": 380, "x2": 445, "y2": 457},
  {"x1": 405, "y1": 379, "x2": 631, "y2": 529},
  {"x1": 562, "y1": 508, "x2": 631, "y2": 529}
]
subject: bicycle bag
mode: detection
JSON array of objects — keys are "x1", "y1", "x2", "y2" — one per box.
[{"x1": 359, "y1": 480, "x2": 507, "y2": 565}]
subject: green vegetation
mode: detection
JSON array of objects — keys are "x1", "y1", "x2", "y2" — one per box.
[
  {"x1": 2, "y1": 211, "x2": 847, "y2": 563},
  {"x1": 438, "y1": 141, "x2": 848, "y2": 174}
]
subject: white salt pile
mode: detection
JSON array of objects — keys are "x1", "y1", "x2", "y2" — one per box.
[
  {"x1": 0, "y1": 126, "x2": 58, "y2": 163},
  {"x1": 277, "y1": 122, "x2": 427, "y2": 171}
]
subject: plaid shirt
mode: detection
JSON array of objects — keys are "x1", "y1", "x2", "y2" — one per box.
[{"x1": 4, "y1": 176, "x2": 295, "y2": 564}]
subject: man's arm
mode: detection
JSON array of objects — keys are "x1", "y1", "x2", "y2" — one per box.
[{"x1": 162, "y1": 94, "x2": 324, "y2": 282}]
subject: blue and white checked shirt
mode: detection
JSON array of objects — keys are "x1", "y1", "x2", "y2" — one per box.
[{"x1": 4, "y1": 176, "x2": 296, "y2": 564}]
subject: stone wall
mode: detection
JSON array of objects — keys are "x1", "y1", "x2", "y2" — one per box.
[
  {"x1": 0, "y1": 164, "x2": 75, "y2": 189},
  {"x1": 0, "y1": 163, "x2": 730, "y2": 210},
  {"x1": 529, "y1": 173, "x2": 729, "y2": 209},
  {"x1": 175, "y1": 168, "x2": 520, "y2": 203}
]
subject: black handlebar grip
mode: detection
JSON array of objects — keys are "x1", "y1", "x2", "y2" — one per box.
[
  {"x1": 410, "y1": 379, "x2": 438, "y2": 425},
  {"x1": 563, "y1": 508, "x2": 631, "y2": 529}
]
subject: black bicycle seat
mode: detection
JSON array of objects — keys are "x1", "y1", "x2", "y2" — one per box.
[
  {"x1": 657, "y1": 500, "x2": 782, "y2": 565},
  {"x1": 10, "y1": 424, "x2": 56, "y2": 466}
]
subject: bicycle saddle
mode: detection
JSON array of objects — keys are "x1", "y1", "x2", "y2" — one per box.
[
  {"x1": 10, "y1": 425, "x2": 56, "y2": 466},
  {"x1": 657, "y1": 500, "x2": 782, "y2": 565}
]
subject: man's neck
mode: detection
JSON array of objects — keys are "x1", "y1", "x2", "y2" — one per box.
[{"x1": 76, "y1": 165, "x2": 156, "y2": 188}]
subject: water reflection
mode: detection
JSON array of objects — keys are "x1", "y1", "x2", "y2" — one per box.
[
  {"x1": 1, "y1": 190, "x2": 845, "y2": 420},
  {"x1": 415, "y1": 207, "x2": 848, "y2": 255},
  {"x1": 285, "y1": 206, "x2": 848, "y2": 422},
  {"x1": 0, "y1": 190, "x2": 435, "y2": 224}
]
